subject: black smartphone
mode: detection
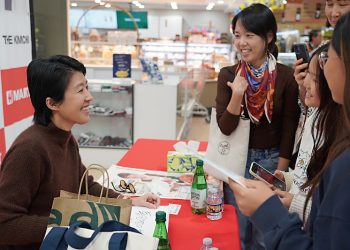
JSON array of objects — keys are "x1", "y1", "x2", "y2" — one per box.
[
  {"x1": 249, "y1": 162, "x2": 286, "y2": 191},
  {"x1": 293, "y1": 43, "x2": 310, "y2": 64}
]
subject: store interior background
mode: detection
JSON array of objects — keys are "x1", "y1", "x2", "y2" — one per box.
[{"x1": 30, "y1": 0, "x2": 329, "y2": 169}]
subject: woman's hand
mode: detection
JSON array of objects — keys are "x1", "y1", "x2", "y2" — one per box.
[
  {"x1": 131, "y1": 193, "x2": 160, "y2": 209},
  {"x1": 274, "y1": 189, "x2": 293, "y2": 209},
  {"x1": 227, "y1": 69, "x2": 248, "y2": 97},
  {"x1": 293, "y1": 58, "x2": 308, "y2": 87},
  {"x1": 229, "y1": 178, "x2": 275, "y2": 217},
  {"x1": 274, "y1": 170, "x2": 285, "y2": 181}
]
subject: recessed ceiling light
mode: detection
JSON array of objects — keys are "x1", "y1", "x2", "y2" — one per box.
[
  {"x1": 171, "y1": 2, "x2": 178, "y2": 10},
  {"x1": 94, "y1": 0, "x2": 101, "y2": 3},
  {"x1": 217, "y1": 0, "x2": 224, "y2": 4},
  {"x1": 105, "y1": 3, "x2": 111, "y2": 8},
  {"x1": 206, "y1": 2, "x2": 215, "y2": 10},
  {"x1": 71, "y1": 2, "x2": 78, "y2": 7}
]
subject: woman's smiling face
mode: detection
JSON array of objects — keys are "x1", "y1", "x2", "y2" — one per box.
[
  {"x1": 303, "y1": 56, "x2": 321, "y2": 108},
  {"x1": 233, "y1": 19, "x2": 271, "y2": 68}
]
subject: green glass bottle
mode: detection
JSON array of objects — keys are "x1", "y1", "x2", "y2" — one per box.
[
  {"x1": 191, "y1": 159, "x2": 207, "y2": 214},
  {"x1": 153, "y1": 211, "x2": 171, "y2": 250}
]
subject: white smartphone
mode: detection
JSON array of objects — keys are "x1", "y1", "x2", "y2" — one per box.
[{"x1": 249, "y1": 162, "x2": 286, "y2": 191}]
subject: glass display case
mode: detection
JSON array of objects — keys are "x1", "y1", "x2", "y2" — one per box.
[
  {"x1": 140, "y1": 42, "x2": 231, "y2": 68},
  {"x1": 72, "y1": 79, "x2": 134, "y2": 149},
  {"x1": 70, "y1": 30, "x2": 139, "y2": 66}
]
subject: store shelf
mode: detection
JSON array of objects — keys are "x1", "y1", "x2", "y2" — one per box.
[
  {"x1": 72, "y1": 81, "x2": 134, "y2": 149},
  {"x1": 141, "y1": 42, "x2": 231, "y2": 68}
]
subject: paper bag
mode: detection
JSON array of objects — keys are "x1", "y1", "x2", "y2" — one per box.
[{"x1": 48, "y1": 165, "x2": 132, "y2": 229}]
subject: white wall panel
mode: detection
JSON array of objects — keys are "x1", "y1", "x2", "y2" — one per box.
[
  {"x1": 0, "y1": 0, "x2": 32, "y2": 69},
  {"x1": 4, "y1": 116, "x2": 33, "y2": 150}
]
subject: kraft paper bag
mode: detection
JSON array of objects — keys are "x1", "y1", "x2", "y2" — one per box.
[{"x1": 48, "y1": 165, "x2": 132, "y2": 229}]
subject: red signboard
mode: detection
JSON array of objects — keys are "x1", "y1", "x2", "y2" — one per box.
[
  {"x1": 1, "y1": 67, "x2": 33, "y2": 126},
  {"x1": 0, "y1": 129, "x2": 5, "y2": 167}
]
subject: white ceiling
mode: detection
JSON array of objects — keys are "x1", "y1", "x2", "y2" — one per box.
[{"x1": 71, "y1": 0, "x2": 247, "y2": 12}]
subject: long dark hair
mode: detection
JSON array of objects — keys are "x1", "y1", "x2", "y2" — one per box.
[
  {"x1": 303, "y1": 13, "x2": 350, "y2": 221},
  {"x1": 301, "y1": 44, "x2": 342, "y2": 188},
  {"x1": 232, "y1": 3, "x2": 277, "y2": 56}
]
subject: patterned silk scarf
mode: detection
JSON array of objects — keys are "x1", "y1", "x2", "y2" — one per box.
[{"x1": 236, "y1": 53, "x2": 277, "y2": 124}]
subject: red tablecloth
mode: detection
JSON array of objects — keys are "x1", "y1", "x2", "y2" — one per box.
[{"x1": 118, "y1": 138, "x2": 241, "y2": 250}]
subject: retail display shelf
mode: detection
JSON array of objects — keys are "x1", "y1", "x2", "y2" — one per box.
[
  {"x1": 72, "y1": 79, "x2": 134, "y2": 150},
  {"x1": 72, "y1": 41, "x2": 141, "y2": 46},
  {"x1": 141, "y1": 42, "x2": 231, "y2": 68}
]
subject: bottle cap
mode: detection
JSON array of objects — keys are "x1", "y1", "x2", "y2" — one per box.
[
  {"x1": 196, "y1": 159, "x2": 204, "y2": 166},
  {"x1": 155, "y1": 211, "x2": 166, "y2": 221},
  {"x1": 203, "y1": 237, "x2": 212, "y2": 245}
]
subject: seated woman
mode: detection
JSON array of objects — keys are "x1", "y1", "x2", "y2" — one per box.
[{"x1": 0, "y1": 55, "x2": 160, "y2": 250}]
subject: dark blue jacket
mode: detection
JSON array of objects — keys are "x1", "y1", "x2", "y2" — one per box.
[{"x1": 251, "y1": 149, "x2": 350, "y2": 249}]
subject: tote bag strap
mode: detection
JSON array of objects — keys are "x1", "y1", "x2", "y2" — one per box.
[
  {"x1": 39, "y1": 227, "x2": 68, "y2": 250},
  {"x1": 64, "y1": 221, "x2": 140, "y2": 249},
  {"x1": 109, "y1": 233, "x2": 128, "y2": 250}
]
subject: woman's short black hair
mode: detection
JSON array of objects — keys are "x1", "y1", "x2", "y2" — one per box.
[
  {"x1": 27, "y1": 55, "x2": 86, "y2": 126},
  {"x1": 232, "y1": 3, "x2": 278, "y2": 55}
]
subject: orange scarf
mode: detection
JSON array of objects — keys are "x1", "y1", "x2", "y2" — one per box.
[{"x1": 236, "y1": 54, "x2": 277, "y2": 123}]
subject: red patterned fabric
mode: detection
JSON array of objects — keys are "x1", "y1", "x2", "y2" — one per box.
[{"x1": 236, "y1": 56, "x2": 277, "y2": 123}]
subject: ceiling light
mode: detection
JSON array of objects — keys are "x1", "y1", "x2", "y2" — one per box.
[
  {"x1": 105, "y1": 3, "x2": 111, "y2": 8},
  {"x1": 71, "y1": 2, "x2": 78, "y2": 7},
  {"x1": 206, "y1": 2, "x2": 215, "y2": 10},
  {"x1": 283, "y1": 0, "x2": 287, "y2": 4},
  {"x1": 94, "y1": 0, "x2": 101, "y2": 3},
  {"x1": 99, "y1": 2, "x2": 105, "y2": 6},
  {"x1": 217, "y1": 0, "x2": 224, "y2": 4},
  {"x1": 171, "y1": 2, "x2": 178, "y2": 10}
]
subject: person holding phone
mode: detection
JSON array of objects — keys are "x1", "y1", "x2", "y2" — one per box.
[
  {"x1": 216, "y1": 3, "x2": 299, "y2": 249},
  {"x1": 294, "y1": 0, "x2": 350, "y2": 93},
  {"x1": 274, "y1": 43, "x2": 342, "y2": 222},
  {"x1": 0, "y1": 55, "x2": 160, "y2": 249},
  {"x1": 229, "y1": 12, "x2": 350, "y2": 250}
]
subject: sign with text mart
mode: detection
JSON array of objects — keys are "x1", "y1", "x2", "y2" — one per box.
[
  {"x1": 0, "y1": 0, "x2": 33, "y2": 158},
  {"x1": 0, "y1": 129, "x2": 5, "y2": 163},
  {"x1": 1, "y1": 67, "x2": 33, "y2": 127}
]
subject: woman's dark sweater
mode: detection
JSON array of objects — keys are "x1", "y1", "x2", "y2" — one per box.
[
  {"x1": 0, "y1": 123, "x2": 120, "y2": 250},
  {"x1": 216, "y1": 63, "x2": 300, "y2": 159}
]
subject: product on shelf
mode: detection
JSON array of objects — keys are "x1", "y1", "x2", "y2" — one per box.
[
  {"x1": 76, "y1": 132, "x2": 132, "y2": 148},
  {"x1": 139, "y1": 57, "x2": 163, "y2": 84},
  {"x1": 88, "y1": 103, "x2": 127, "y2": 117}
]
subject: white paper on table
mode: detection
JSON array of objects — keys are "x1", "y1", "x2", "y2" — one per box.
[
  {"x1": 168, "y1": 204, "x2": 181, "y2": 215},
  {"x1": 130, "y1": 206, "x2": 170, "y2": 237},
  {"x1": 97, "y1": 165, "x2": 192, "y2": 200}
]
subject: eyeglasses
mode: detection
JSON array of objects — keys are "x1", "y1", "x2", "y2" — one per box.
[
  {"x1": 318, "y1": 51, "x2": 328, "y2": 70},
  {"x1": 112, "y1": 180, "x2": 136, "y2": 194}
]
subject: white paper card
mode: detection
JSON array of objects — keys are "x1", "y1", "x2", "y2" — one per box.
[
  {"x1": 167, "y1": 204, "x2": 181, "y2": 215},
  {"x1": 130, "y1": 206, "x2": 170, "y2": 237}
]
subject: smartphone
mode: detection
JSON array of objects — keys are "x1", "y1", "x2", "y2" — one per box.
[
  {"x1": 293, "y1": 43, "x2": 310, "y2": 66},
  {"x1": 249, "y1": 162, "x2": 286, "y2": 191}
]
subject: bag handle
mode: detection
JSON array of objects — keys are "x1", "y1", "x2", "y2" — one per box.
[
  {"x1": 78, "y1": 164, "x2": 110, "y2": 203},
  {"x1": 39, "y1": 227, "x2": 68, "y2": 250},
  {"x1": 64, "y1": 221, "x2": 139, "y2": 249}
]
